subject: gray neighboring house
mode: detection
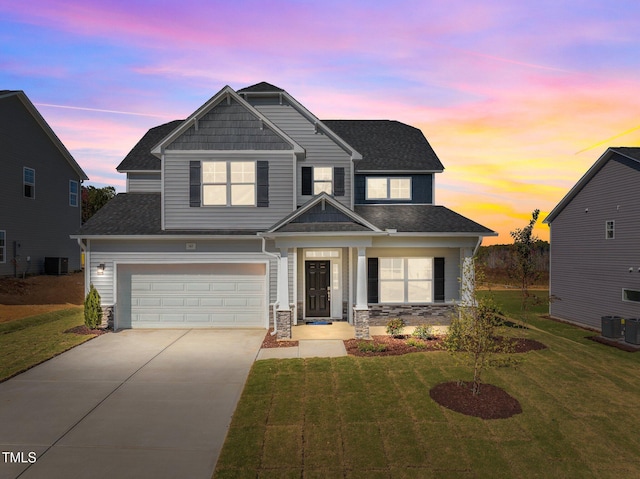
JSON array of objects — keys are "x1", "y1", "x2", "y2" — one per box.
[
  {"x1": 0, "y1": 90, "x2": 88, "y2": 277},
  {"x1": 544, "y1": 147, "x2": 640, "y2": 330},
  {"x1": 73, "y1": 82, "x2": 495, "y2": 338}
]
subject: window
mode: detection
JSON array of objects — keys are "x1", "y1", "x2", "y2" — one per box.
[
  {"x1": 69, "y1": 180, "x2": 79, "y2": 207},
  {"x1": 202, "y1": 161, "x2": 255, "y2": 206},
  {"x1": 379, "y1": 257, "x2": 433, "y2": 303},
  {"x1": 606, "y1": 220, "x2": 615, "y2": 239},
  {"x1": 313, "y1": 167, "x2": 333, "y2": 195},
  {"x1": 23, "y1": 167, "x2": 35, "y2": 198},
  {"x1": 0, "y1": 231, "x2": 5, "y2": 263},
  {"x1": 366, "y1": 177, "x2": 411, "y2": 200},
  {"x1": 623, "y1": 289, "x2": 640, "y2": 303}
]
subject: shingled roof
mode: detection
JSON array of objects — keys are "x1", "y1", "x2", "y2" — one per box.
[
  {"x1": 116, "y1": 120, "x2": 183, "y2": 171},
  {"x1": 322, "y1": 120, "x2": 444, "y2": 171},
  {"x1": 76, "y1": 193, "x2": 494, "y2": 237},
  {"x1": 355, "y1": 205, "x2": 495, "y2": 234},
  {"x1": 74, "y1": 193, "x2": 259, "y2": 236},
  {"x1": 237, "y1": 82, "x2": 284, "y2": 93}
]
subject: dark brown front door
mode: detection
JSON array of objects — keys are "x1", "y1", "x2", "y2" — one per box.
[{"x1": 305, "y1": 260, "x2": 330, "y2": 317}]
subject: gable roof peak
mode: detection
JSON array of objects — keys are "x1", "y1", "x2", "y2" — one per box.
[{"x1": 237, "y1": 82, "x2": 284, "y2": 93}]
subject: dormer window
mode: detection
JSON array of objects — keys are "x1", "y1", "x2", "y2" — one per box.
[{"x1": 366, "y1": 177, "x2": 411, "y2": 200}]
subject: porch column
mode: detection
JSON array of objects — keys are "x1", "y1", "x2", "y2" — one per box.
[
  {"x1": 355, "y1": 247, "x2": 368, "y2": 309},
  {"x1": 276, "y1": 249, "x2": 292, "y2": 340},
  {"x1": 354, "y1": 247, "x2": 370, "y2": 339}
]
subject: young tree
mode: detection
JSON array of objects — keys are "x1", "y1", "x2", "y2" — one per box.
[
  {"x1": 509, "y1": 209, "x2": 541, "y2": 318},
  {"x1": 444, "y1": 260, "x2": 511, "y2": 396},
  {"x1": 84, "y1": 284, "x2": 103, "y2": 329}
]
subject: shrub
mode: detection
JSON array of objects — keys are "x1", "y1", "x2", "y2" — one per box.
[
  {"x1": 406, "y1": 337, "x2": 426, "y2": 349},
  {"x1": 386, "y1": 318, "x2": 405, "y2": 337},
  {"x1": 84, "y1": 284, "x2": 103, "y2": 329},
  {"x1": 357, "y1": 341, "x2": 388, "y2": 353},
  {"x1": 412, "y1": 324, "x2": 435, "y2": 340}
]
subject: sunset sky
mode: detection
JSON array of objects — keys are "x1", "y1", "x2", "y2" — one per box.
[{"x1": 2, "y1": 0, "x2": 640, "y2": 245}]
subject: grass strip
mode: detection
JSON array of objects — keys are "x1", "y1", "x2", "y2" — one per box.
[{"x1": 0, "y1": 307, "x2": 93, "y2": 381}]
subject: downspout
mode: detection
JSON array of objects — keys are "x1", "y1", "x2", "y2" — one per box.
[
  {"x1": 77, "y1": 238, "x2": 89, "y2": 297},
  {"x1": 472, "y1": 236, "x2": 483, "y2": 257},
  {"x1": 261, "y1": 237, "x2": 281, "y2": 336}
]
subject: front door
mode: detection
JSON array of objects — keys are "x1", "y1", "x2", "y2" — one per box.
[{"x1": 305, "y1": 260, "x2": 330, "y2": 317}]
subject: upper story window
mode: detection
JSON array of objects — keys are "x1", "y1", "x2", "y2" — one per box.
[
  {"x1": 313, "y1": 167, "x2": 333, "y2": 194},
  {"x1": 366, "y1": 177, "x2": 411, "y2": 200},
  {"x1": 0, "y1": 230, "x2": 5, "y2": 263},
  {"x1": 23, "y1": 167, "x2": 35, "y2": 198},
  {"x1": 606, "y1": 220, "x2": 615, "y2": 239},
  {"x1": 69, "y1": 180, "x2": 79, "y2": 207},
  {"x1": 202, "y1": 161, "x2": 256, "y2": 206}
]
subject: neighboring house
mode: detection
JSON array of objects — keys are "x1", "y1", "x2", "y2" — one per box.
[
  {"x1": 0, "y1": 90, "x2": 88, "y2": 277},
  {"x1": 73, "y1": 82, "x2": 495, "y2": 338},
  {"x1": 544, "y1": 147, "x2": 640, "y2": 330}
]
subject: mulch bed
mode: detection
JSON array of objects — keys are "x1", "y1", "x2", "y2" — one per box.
[
  {"x1": 64, "y1": 325, "x2": 109, "y2": 336},
  {"x1": 344, "y1": 335, "x2": 444, "y2": 356},
  {"x1": 261, "y1": 328, "x2": 298, "y2": 348},
  {"x1": 344, "y1": 335, "x2": 547, "y2": 357},
  {"x1": 430, "y1": 381, "x2": 523, "y2": 419},
  {"x1": 587, "y1": 335, "x2": 640, "y2": 352}
]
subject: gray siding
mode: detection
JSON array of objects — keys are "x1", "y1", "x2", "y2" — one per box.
[
  {"x1": 163, "y1": 151, "x2": 294, "y2": 230},
  {"x1": 87, "y1": 238, "x2": 276, "y2": 306},
  {"x1": 0, "y1": 95, "x2": 83, "y2": 276},
  {"x1": 167, "y1": 98, "x2": 291, "y2": 151},
  {"x1": 127, "y1": 172, "x2": 161, "y2": 193},
  {"x1": 549, "y1": 156, "x2": 640, "y2": 329},
  {"x1": 248, "y1": 99, "x2": 353, "y2": 208}
]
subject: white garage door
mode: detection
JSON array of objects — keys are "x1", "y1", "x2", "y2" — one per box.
[{"x1": 130, "y1": 272, "x2": 266, "y2": 328}]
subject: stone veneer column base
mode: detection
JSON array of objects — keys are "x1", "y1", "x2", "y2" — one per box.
[
  {"x1": 354, "y1": 308, "x2": 370, "y2": 340},
  {"x1": 276, "y1": 310, "x2": 293, "y2": 340},
  {"x1": 101, "y1": 305, "x2": 114, "y2": 329}
]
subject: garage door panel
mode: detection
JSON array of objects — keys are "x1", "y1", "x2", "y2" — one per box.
[{"x1": 130, "y1": 270, "x2": 265, "y2": 328}]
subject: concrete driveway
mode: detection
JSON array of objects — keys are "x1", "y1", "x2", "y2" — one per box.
[{"x1": 0, "y1": 329, "x2": 264, "y2": 479}]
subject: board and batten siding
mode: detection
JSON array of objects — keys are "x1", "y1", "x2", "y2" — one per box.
[
  {"x1": 127, "y1": 172, "x2": 161, "y2": 193},
  {"x1": 163, "y1": 151, "x2": 294, "y2": 230},
  {"x1": 549, "y1": 155, "x2": 640, "y2": 329},
  {"x1": 0, "y1": 94, "x2": 83, "y2": 276},
  {"x1": 249, "y1": 99, "x2": 353, "y2": 208}
]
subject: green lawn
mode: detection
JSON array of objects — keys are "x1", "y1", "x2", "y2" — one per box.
[
  {"x1": 215, "y1": 291, "x2": 640, "y2": 478},
  {"x1": 0, "y1": 307, "x2": 95, "y2": 381}
]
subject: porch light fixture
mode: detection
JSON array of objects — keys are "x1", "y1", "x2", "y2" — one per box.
[{"x1": 97, "y1": 263, "x2": 105, "y2": 275}]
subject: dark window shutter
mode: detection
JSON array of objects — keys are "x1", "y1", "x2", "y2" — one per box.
[
  {"x1": 301, "y1": 167, "x2": 312, "y2": 195},
  {"x1": 257, "y1": 161, "x2": 269, "y2": 207},
  {"x1": 434, "y1": 257, "x2": 445, "y2": 302},
  {"x1": 367, "y1": 257, "x2": 379, "y2": 304},
  {"x1": 334, "y1": 167, "x2": 345, "y2": 196},
  {"x1": 189, "y1": 161, "x2": 201, "y2": 207}
]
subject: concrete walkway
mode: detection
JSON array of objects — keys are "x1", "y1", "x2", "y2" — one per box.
[
  {"x1": 0, "y1": 329, "x2": 264, "y2": 479},
  {"x1": 256, "y1": 339, "x2": 347, "y2": 360}
]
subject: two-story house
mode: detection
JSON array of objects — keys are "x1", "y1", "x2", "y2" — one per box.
[
  {"x1": 74, "y1": 82, "x2": 495, "y2": 338},
  {"x1": 1, "y1": 90, "x2": 88, "y2": 277},
  {"x1": 544, "y1": 147, "x2": 640, "y2": 330}
]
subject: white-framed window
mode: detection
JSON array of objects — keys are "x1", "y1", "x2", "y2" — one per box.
[
  {"x1": 379, "y1": 257, "x2": 433, "y2": 303},
  {"x1": 366, "y1": 177, "x2": 411, "y2": 200},
  {"x1": 313, "y1": 167, "x2": 333, "y2": 195},
  {"x1": 69, "y1": 180, "x2": 79, "y2": 207},
  {"x1": 606, "y1": 220, "x2": 615, "y2": 239},
  {"x1": 23, "y1": 167, "x2": 35, "y2": 198},
  {"x1": 0, "y1": 230, "x2": 5, "y2": 263},
  {"x1": 623, "y1": 289, "x2": 640, "y2": 303},
  {"x1": 202, "y1": 161, "x2": 256, "y2": 206}
]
